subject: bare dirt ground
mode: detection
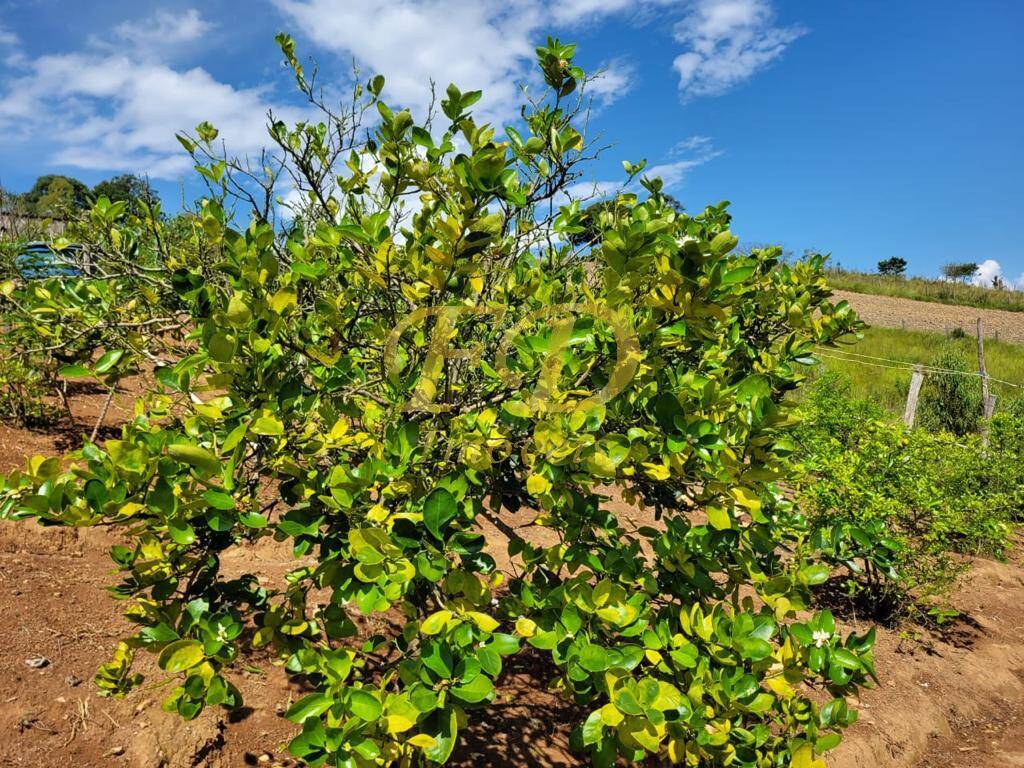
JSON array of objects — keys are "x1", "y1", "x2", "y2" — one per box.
[
  {"x1": 833, "y1": 290, "x2": 1024, "y2": 344},
  {"x1": 2, "y1": 385, "x2": 1024, "y2": 767}
]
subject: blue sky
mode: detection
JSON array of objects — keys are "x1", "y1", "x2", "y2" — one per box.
[{"x1": 1, "y1": 0, "x2": 1022, "y2": 284}]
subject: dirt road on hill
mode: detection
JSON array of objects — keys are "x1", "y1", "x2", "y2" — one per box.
[{"x1": 833, "y1": 290, "x2": 1024, "y2": 344}]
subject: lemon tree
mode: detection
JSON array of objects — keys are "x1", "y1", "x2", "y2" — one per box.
[{"x1": 1, "y1": 36, "x2": 870, "y2": 768}]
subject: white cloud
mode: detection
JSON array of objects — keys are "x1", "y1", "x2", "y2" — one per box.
[
  {"x1": 272, "y1": 0, "x2": 545, "y2": 122},
  {"x1": 0, "y1": 9, "x2": 306, "y2": 179},
  {"x1": 645, "y1": 134, "x2": 721, "y2": 188},
  {"x1": 558, "y1": 179, "x2": 622, "y2": 205},
  {"x1": 111, "y1": 8, "x2": 213, "y2": 55},
  {"x1": 550, "y1": 0, "x2": 635, "y2": 23},
  {"x1": 971, "y1": 259, "x2": 1024, "y2": 291},
  {"x1": 0, "y1": 1, "x2": 797, "y2": 182},
  {"x1": 560, "y1": 134, "x2": 720, "y2": 207},
  {"x1": 583, "y1": 58, "x2": 636, "y2": 107},
  {"x1": 274, "y1": 0, "x2": 799, "y2": 123},
  {"x1": 672, "y1": 0, "x2": 805, "y2": 99},
  {"x1": 0, "y1": 23, "x2": 18, "y2": 47}
]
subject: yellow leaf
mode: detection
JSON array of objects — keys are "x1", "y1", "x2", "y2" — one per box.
[
  {"x1": 599, "y1": 703, "x2": 624, "y2": 726},
  {"x1": 730, "y1": 486, "x2": 761, "y2": 512},
  {"x1": 385, "y1": 715, "x2": 415, "y2": 735},
  {"x1": 706, "y1": 505, "x2": 731, "y2": 530},
  {"x1": 407, "y1": 734, "x2": 437, "y2": 749},
  {"x1": 667, "y1": 737, "x2": 686, "y2": 764},
  {"x1": 269, "y1": 288, "x2": 297, "y2": 314},
  {"x1": 425, "y1": 245, "x2": 453, "y2": 268},
  {"x1": 642, "y1": 462, "x2": 670, "y2": 480},
  {"x1": 515, "y1": 617, "x2": 537, "y2": 637},
  {"x1": 526, "y1": 474, "x2": 552, "y2": 496},
  {"x1": 791, "y1": 744, "x2": 827, "y2": 768},
  {"x1": 466, "y1": 611, "x2": 499, "y2": 633},
  {"x1": 117, "y1": 502, "x2": 146, "y2": 518},
  {"x1": 765, "y1": 676, "x2": 796, "y2": 700},
  {"x1": 251, "y1": 414, "x2": 284, "y2": 436},
  {"x1": 420, "y1": 610, "x2": 453, "y2": 635},
  {"x1": 503, "y1": 399, "x2": 531, "y2": 418}
]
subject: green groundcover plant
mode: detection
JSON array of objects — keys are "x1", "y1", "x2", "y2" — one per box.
[
  {"x1": 794, "y1": 372, "x2": 1022, "y2": 620},
  {"x1": 1, "y1": 38, "x2": 871, "y2": 767}
]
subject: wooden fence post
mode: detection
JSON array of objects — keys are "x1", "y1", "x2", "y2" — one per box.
[
  {"x1": 903, "y1": 365, "x2": 925, "y2": 428},
  {"x1": 977, "y1": 318, "x2": 993, "y2": 447}
]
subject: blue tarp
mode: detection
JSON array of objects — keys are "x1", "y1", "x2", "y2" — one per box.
[{"x1": 15, "y1": 243, "x2": 82, "y2": 279}]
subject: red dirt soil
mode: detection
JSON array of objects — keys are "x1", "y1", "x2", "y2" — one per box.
[{"x1": 2, "y1": 386, "x2": 1024, "y2": 767}]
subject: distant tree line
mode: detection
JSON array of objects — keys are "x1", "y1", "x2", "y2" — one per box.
[
  {"x1": 1, "y1": 173, "x2": 159, "y2": 221},
  {"x1": 876, "y1": 258, "x2": 1003, "y2": 288}
]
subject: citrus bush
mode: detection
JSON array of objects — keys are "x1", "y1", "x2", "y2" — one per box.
[
  {"x1": 0, "y1": 196, "x2": 202, "y2": 427},
  {"x1": 1, "y1": 38, "x2": 869, "y2": 767}
]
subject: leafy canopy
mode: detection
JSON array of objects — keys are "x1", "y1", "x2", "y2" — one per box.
[{"x1": 2, "y1": 36, "x2": 869, "y2": 767}]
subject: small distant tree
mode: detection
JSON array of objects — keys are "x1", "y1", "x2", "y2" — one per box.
[
  {"x1": 877, "y1": 257, "x2": 907, "y2": 276},
  {"x1": 92, "y1": 174, "x2": 160, "y2": 216},
  {"x1": 21, "y1": 174, "x2": 91, "y2": 217},
  {"x1": 941, "y1": 262, "x2": 978, "y2": 283}
]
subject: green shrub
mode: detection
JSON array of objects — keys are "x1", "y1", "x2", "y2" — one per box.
[
  {"x1": 1, "y1": 38, "x2": 871, "y2": 768},
  {"x1": 0, "y1": 355, "x2": 60, "y2": 425},
  {"x1": 918, "y1": 345, "x2": 982, "y2": 436},
  {"x1": 795, "y1": 376, "x2": 1019, "y2": 619},
  {"x1": 0, "y1": 196, "x2": 196, "y2": 428}
]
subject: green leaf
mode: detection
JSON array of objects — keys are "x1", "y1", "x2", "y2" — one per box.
[
  {"x1": 710, "y1": 231, "x2": 739, "y2": 255},
  {"x1": 59, "y1": 364, "x2": 93, "y2": 379},
  {"x1": 578, "y1": 644, "x2": 610, "y2": 672},
  {"x1": 157, "y1": 640, "x2": 204, "y2": 674},
  {"x1": 612, "y1": 687, "x2": 644, "y2": 716},
  {"x1": 239, "y1": 512, "x2": 268, "y2": 529},
  {"x1": 202, "y1": 490, "x2": 235, "y2": 510},
  {"x1": 349, "y1": 689, "x2": 383, "y2": 721},
  {"x1": 423, "y1": 488, "x2": 457, "y2": 540},
  {"x1": 94, "y1": 349, "x2": 125, "y2": 374},
  {"x1": 285, "y1": 692, "x2": 333, "y2": 723},
  {"x1": 225, "y1": 295, "x2": 252, "y2": 326},
  {"x1": 799, "y1": 563, "x2": 831, "y2": 586},
  {"x1": 168, "y1": 444, "x2": 220, "y2": 476},
  {"x1": 138, "y1": 623, "x2": 179, "y2": 644},
  {"x1": 737, "y1": 637, "x2": 773, "y2": 662},
  {"x1": 167, "y1": 517, "x2": 196, "y2": 546},
  {"x1": 832, "y1": 648, "x2": 863, "y2": 671},
  {"x1": 721, "y1": 264, "x2": 755, "y2": 285},
  {"x1": 208, "y1": 331, "x2": 236, "y2": 363},
  {"x1": 451, "y1": 673, "x2": 493, "y2": 703},
  {"x1": 422, "y1": 707, "x2": 459, "y2": 764},
  {"x1": 581, "y1": 710, "x2": 604, "y2": 746}
]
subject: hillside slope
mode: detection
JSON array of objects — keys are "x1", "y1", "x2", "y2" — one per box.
[{"x1": 833, "y1": 290, "x2": 1024, "y2": 345}]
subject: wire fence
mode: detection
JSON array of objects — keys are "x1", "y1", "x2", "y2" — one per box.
[{"x1": 817, "y1": 348, "x2": 1024, "y2": 390}]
